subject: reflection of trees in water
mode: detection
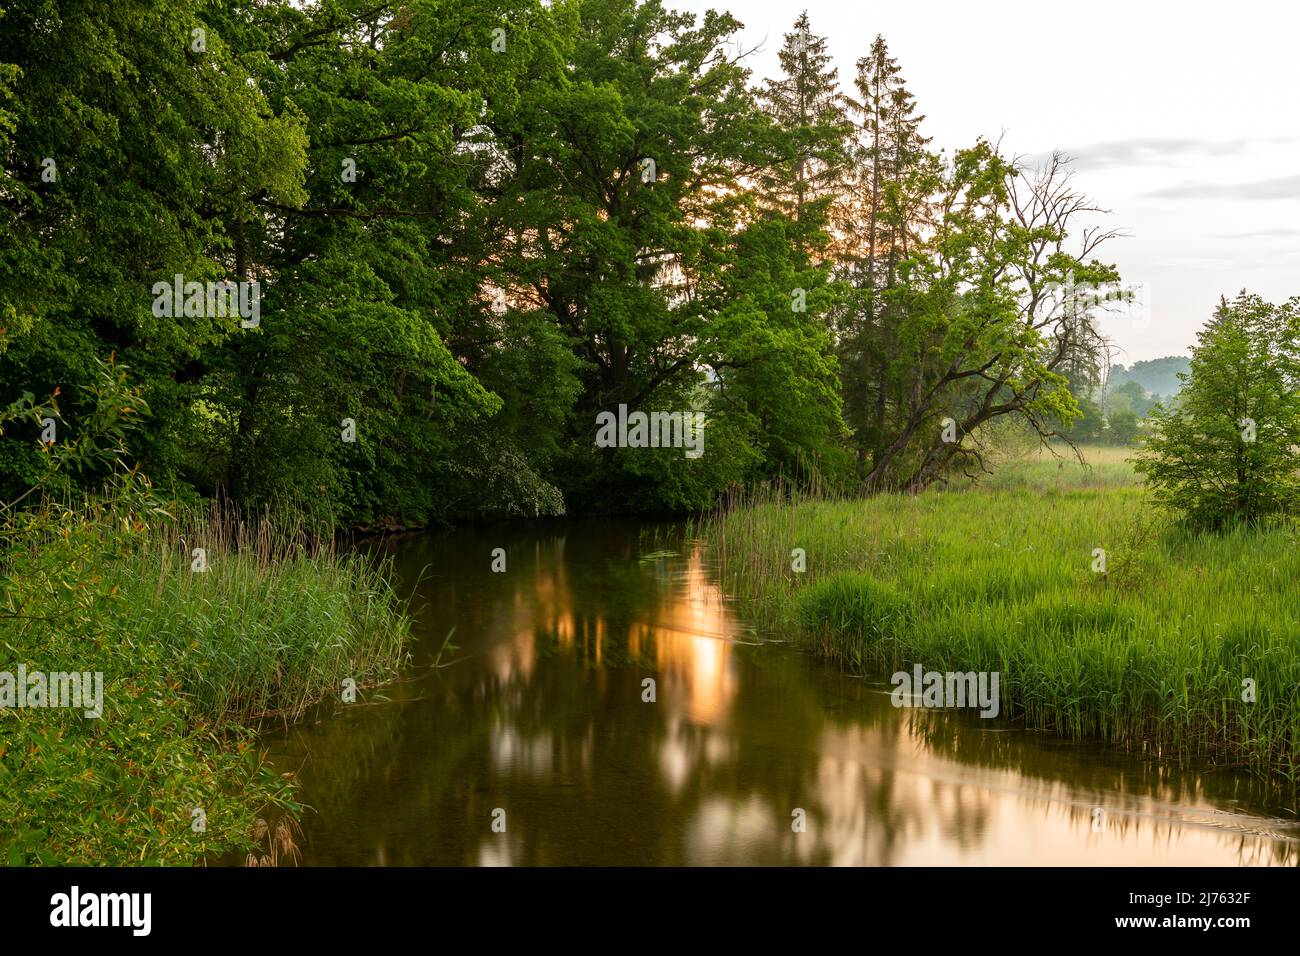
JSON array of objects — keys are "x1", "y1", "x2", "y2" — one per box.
[
  {"x1": 263, "y1": 523, "x2": 1298, "y2": 866},
  {"x1": 255, "y1": 675, "x2": 492, "y2": 865},
  {"x1": 680, "y1": 662, "x2": 995, "y2": 866},
  {"x1": 859, "y1": 694, "x2": 1300, "y2": 866}
]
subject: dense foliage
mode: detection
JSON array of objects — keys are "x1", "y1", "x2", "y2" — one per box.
[
  {"x1": 0, "y1": 363, "x2": 411, "y2": 864},
  {"x1": 1136, "y1": 293, "x2": 1300, "y2": 528},
  {"x1": 0, "y1": 0, "x2": 1155, "y2": 525}
]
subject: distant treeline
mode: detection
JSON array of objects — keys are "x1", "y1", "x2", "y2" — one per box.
[
  {"x1": 1107, "y1": 357, "x2": 1191, "y2": 400},
  {"x1": 1056, "y1": 356, "x2": 1190, "y2": 445}
]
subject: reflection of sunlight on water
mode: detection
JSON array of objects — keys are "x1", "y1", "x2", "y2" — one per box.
[
  {"x1": 491, "y1": 726, "x2": 554, "y2": 776},
  {"x1": 653, "y1": 548, "x2": 740, "y2": 725},
  {"x1": 687, "y1": 796, "x2": 780, "y2": 865},
  {"x1": 497, "y1": 543, "x2": 742, "y2": 726},
  {"x1": 310, "y1": 526, "x2": 1299, "y2": 867},
  {"x1": 681, "y1": 723, "x2": 1300, "y2": 866},
  {"x1": 661, "y1": 629, "x2": 732, "y2": 725},
  {"x1": 478, "y1": 835, "x2": 519, "y2": 867},
  {"x1": 493, "y1": 625, "x2": 535, "y2": 683},
  {"x1": 680, "y1": 747, "x2": 1299, "y2": 865},
  {"x1": 659, "y1": 715, "x2": 735, "y2": 795}
]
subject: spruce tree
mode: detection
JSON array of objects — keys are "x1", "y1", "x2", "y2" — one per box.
[
  {"x1": 838, "y1": 35, "x2": 930, "y2": 470},
  {"x1": 755, "y1": 12, "x2": 852, "y2": 263}
]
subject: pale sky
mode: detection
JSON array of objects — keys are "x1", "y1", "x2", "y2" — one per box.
[{"x1": 672, "y1": 0, "x2": 1300, "y2": 363}]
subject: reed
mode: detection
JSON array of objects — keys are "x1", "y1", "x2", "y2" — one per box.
[
  {"x1": 701, "y1": 447, "x2": 1300, "y2": 777},
  {"x1": 1, "y1": 484, "x2": 412, "y2": 864},
  {"x1": 119, "y1": 498, "x2": 411, "y2": 725}
]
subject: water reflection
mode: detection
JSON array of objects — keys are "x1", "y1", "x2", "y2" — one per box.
[{"x1": 260, "y1": 520, "x2": 1299, "y2": 866}]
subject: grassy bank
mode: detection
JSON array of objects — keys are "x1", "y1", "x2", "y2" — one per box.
[
  {"x1": 703, "y1": 446, "x2": 1300, "y2": 778},
  {"x1": 1, "y1": 478, "x2": 411, "y2": 865}
]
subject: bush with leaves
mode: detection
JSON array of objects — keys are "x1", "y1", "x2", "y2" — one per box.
[
  {"x1": 1, "y1": 361, "x2": 409, "y2": 864},
  {"x1": 1135, "y1": 292, "x2": 1300, "y2": 528}
]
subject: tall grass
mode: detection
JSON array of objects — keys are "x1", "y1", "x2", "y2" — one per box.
[
  {"x1": 1, "y1": 481, "x2": 412, "y2": 864},
  {"x1": 123, "y1": 499, "x2": 410, "y2": 725},
  {"x1": 702, "y1": 447, "x2": 1300, "y2": 778}
]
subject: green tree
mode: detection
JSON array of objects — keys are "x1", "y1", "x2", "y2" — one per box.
[
  {"x1": 1105, "y1": 379, "x2": 1156, "y2": 418},
  {"x1": 0, "y1": 0, "x2": 308, "y2": 498},
  {"x1": 486, "y1": 0, "x2": 845, "y2": 508},
  {"x1": 1063, "y1": 393, "x2": 1105, "y2": 443},
  {"x1": 211, "y1": 0, "x2": 532, "y2": 525},
  {"x1": 754, "y1": 12, "x2": 852, "y2": 263},
  {"x1": 838, "y1": 35, "x2": 932, "y2": 469},
  {"x1": 860, "y1": 149, "x2": 1117, "y2": 490},
  {"x1": 1135, "y1": 292, "x2": 1300, "y2": 527},
  {"x1": 1106, "y1": 408, "x2": 1140, "y2": 445}
]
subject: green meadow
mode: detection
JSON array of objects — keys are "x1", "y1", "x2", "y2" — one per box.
[{"x1": 704, "y1": 446, "x2": 1300, "y2": 778}]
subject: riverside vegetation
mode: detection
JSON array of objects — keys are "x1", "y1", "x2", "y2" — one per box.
[
  {"x1": 1, "y1": 480, "x2": 412, "y2": 865},
  {"x1": 704, "y1": 445, "x2": 1300, "y2": 779},
  {"x1": 2, "y1": 1, "x2": 1297, "y2": 864},
  {"x1": 1, "y1": 366, "x2": 412, "y2": 865}
]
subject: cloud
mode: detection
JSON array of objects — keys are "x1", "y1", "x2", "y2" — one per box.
[
  {"x1": 1208, "y1": 227, "x2": 1300, "y2": 239},
  {"x1": 1144, "y1": 174, "x2": 1300, "y2": 200},
  {"x1": 1060, "y1": 137, "x2": 1255, "y2": 170},
  {"x1": 1023, "y1": 136, "x2": 1295, "y2": 173},
  {"x1": 1149, "y1": 255, "x2": 1234, "y2": 269}
]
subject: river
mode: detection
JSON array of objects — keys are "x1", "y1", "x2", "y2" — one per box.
[{"x1": 260, "y1": 519, "x2": 1298, "y2": 865}]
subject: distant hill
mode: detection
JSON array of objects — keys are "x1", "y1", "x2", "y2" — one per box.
[{"x1": 1107, "y1": 356, "x2": 1191, "y2": 399}]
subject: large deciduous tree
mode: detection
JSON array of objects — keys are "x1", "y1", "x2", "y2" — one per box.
[
  {"x1": 861, "y1": 149, "x2": 1119, "y2": 491},
  {"x1": 0, "y1": 0, "x2": 308, "y2": 497}
]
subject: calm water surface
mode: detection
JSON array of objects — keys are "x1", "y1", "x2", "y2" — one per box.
[{"x1": 262, "y1": 520, "x2": 1299, "y2": 865}]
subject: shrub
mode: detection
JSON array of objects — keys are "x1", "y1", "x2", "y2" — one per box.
[{"x1": 1135, "y1": 292, "x2": 1300, "y2": 528}]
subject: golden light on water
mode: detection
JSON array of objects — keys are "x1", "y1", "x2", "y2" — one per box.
[{"x1": 274, "y1": 528, "x2": 1297, "y2": 867}]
